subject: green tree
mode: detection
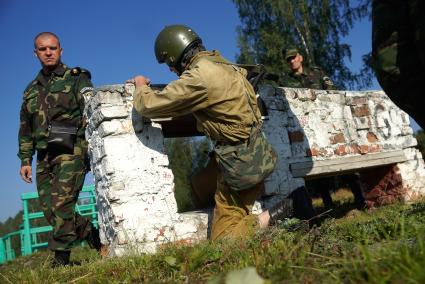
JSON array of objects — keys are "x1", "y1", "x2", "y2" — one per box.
[
  {"x1": 0, "y1": 199, "x2": 49, "y2": 257},
  {"x1": 165, "y1": 138, "x2": 195, "y2": 212},
  {"x1": 192, "y1": 137, "x2": 210, "y2": 174},
  {"x1": 0, "y1": 211, "x2": 24, "y2": 257},
  {"x1": 165, "y1": 137, "x2": 212, "y2": 212},
  {"x1": 232, "y1": 0, "x2": 371, "y2": 89}
]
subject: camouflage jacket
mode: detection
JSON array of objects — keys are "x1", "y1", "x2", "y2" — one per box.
[
  {"x1": 18, "y1": 63, "x2": 93, "y2": 166},
  {"x1": 133, "y1": 50, "x2": 261, "y2": 143},
  {"x1": 282, "y1": 66, "x2": 334, "y2": 90}
]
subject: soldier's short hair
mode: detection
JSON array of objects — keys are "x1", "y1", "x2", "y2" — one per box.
[{"x1": 34, "y1": 32, "x2": 61, "y2": 48}]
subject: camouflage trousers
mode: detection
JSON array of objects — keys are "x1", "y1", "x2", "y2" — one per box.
[
  {"x1": 211, "y1": 169, "x2": 263, "y2": 241},
  {"x1": 36, "y1": 149, "x2": 92, "y2": 251},
  {"x1": 372, "y1": 0, "x2": 425, "y2": 129}
]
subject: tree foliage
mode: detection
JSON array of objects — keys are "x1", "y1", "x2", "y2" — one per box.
[
  {"x1": 165, "y1": 137, "x2": 210, "y2": 212},
  {"x1": 0, "y1": 211, "x2": 23, "y2": 257},
  {"x1": 0, "y1": 199, "x2": 49, "y2": 256},
  {"x1": 233, "y1": 0, "x2": 371, "y2": 89}
]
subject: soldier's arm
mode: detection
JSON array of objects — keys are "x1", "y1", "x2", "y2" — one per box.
[
  {"x1": 18, "y1": 99, "x2": 34, "y2": 167},
  {"x1": 73, "y1": 68, "x2": 94, "y2": 114},
  {"x1": 72, "y1": 68, "x2": 94, "y2": 137},
  {"x1": 133, "y1": 68, "x2": 209, "y2": 119},
  {"x1": 18, "y1": 96, "x2": 34, "y2": 183}
]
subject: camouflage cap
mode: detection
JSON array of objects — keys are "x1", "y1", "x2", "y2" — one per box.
[{"x1": 284, "y1": 48, "x2": 299, "y2": 60}]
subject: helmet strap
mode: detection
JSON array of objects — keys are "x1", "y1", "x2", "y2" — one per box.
[{"x1": 176, "y1": 40, "x2": 205, "y2": 75}]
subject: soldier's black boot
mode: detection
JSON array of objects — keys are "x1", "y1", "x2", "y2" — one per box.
[
  {"x1": 289, "y1": 186, "x2": 316, "y2": 220},
  {"x1": 351, "y1": 182, "x2": 366, "y2": 209},
  {"x1": 319, "y1": 188, "x2": 335, "y2": 209},
  {"x1": 344, "y1": 174, "x2": 366, "y2": 209},
  {"x1": 86, "y1": 225, "x2": 102, "y2": 252},
  {"x1": 51, "y1": 250, "x2": 70, "y2": 268},
  {"x1": 268, "y1": 198, "x2": 293, "y2": 225}
]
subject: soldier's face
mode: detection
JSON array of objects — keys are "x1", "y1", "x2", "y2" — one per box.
[
  {"x1": 287, "y1": 54, "x2": 303, "y2": 72},
  {"x1": 34, "y1": 35, "x2": 62, "y2": 69}
]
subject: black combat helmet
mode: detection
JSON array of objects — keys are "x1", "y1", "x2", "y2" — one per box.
[{"x1": 154, "y1": 25, "x2": 201, "y2": 68}]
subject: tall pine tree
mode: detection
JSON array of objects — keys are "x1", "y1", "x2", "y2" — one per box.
[{"x1": 233, "y1": 0, "x2": 371, "y2": 89}]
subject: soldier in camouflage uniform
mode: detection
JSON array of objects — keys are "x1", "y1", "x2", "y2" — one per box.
[
  {"x1": 282, "y1": 48, "x2": 365, "y2": 209},
  {"x1": 372, "y1": 0, "x2": 425, "y2": 129},
  {"x1": 282, "y1": 48, "x2": 335, "y2": 90},
  {"x1": 18, "y1": 32, "x2": 100, "y2": 267},
  {"x1": 130, "y1": 25, "x2": 291, "y2": 240}
]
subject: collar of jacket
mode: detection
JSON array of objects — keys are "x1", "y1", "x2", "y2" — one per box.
[
  {"x1": 36, "y1": 63, "x2": 68, "y2": 86},
  {"x1": 186, "y1": 50, "x2": 227, "y2": 70}
]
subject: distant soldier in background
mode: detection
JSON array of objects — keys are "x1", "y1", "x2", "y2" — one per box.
[
  {"x1": 282, "y1": 47, "x2": 365, "y2": 209},
  {"x1": 372, "y1": 0, "x2": 425, "y2": 129},
  {"x1": 282, "y1": 48, "x2": 335, "y2": 90},
  {"x1": 18, "y1": 32, "x2": 100, "y2": 267}
]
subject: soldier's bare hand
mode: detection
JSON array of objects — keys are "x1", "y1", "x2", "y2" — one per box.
[
  {"x1": 20, "y1": 165, "x2": 32, "y2": 183},
  {"x1": 127, "y1": 76, "x2": 151, "y2": 88}
]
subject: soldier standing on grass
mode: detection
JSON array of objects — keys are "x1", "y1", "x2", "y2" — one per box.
[
  {"x1": 129, "y1": 25, "x2": 295, "y2": 240},
  {"x1": 18, "y1": 32, "x2": 101, "y2": 267},
  {"x1": 282, "y1": 47, "x2": 365, "y2": 210},
  {"x1": 372, "y1": 0, "x2": 425, "y2": 129}
]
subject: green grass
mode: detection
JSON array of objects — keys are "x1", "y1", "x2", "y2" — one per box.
[{"x1": 2, "y1": 195, "x2": 425, "y2": 283}]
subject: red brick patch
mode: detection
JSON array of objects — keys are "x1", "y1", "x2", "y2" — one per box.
[
  {"x1": 330, "y1": 133, "x2": 345, "y2": 144},
  {"x1": 359, "y1": 165, "x2": 405, "y2": 208},
  {"x1": 352, "y1": 105, "x2": 371, "y2": 117},
  {"x1": 360, "y1": 145, "x2": 369, "y2": 154},
  {"x1": 369, "y1": 144, "x2": 381, "y2": 153},
  {"x1": 319, "y1": 148, "x2": 331, "y2": 157},
  {"x1": 348, "y1": 144, "x2": 361, "y2": 154},
  {"x1": 306, "y1": 148, "x2": 319, "y2": 157},
  {"x1": 367, "y1": 132, "x2": 378, "y2": 142},
  {"x1": 359, "y1": 144, "x2": 381, "y2": 154},
  {"x1": 350, "y1": 97, "x2": 368, "y2": 105},
  {"x1": 334, "y1": 145, "x2": 347, "y2": 155}
]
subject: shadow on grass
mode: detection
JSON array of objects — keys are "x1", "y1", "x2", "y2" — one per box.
[{"x1": 311, "y1": 188, "x2": 367, "y2": 226}]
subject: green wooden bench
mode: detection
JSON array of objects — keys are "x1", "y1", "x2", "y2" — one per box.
[{"x1": 0, "y1": 185, "x2": 98, "y2": 263}]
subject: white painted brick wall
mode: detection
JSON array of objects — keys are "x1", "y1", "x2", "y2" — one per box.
[
  {"x1": 260, "y1": 86, "x2": 425, "y2": 208},
  {"x1": 86, "y1": 85, "x2": 208, "y2": 257},
  {"x1": 86, "y1": 83, "x2": 425, "y2": 256}
]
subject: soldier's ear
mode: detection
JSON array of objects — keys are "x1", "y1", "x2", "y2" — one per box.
[
  {"x1": 34, "y1": 49, "x2": 38, "y2": 58},
  {"x1": 299, "y1": 54, "x2": 303, "y2": 62}
]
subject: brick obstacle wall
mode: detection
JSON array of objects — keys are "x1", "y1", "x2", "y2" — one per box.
[
  {"x1": 259, "y1": 85, "x2": 425, "y2": 209},
  {"x1": 85, "y1": 84, "x2": 208, "y2": 256},
  {"x1": 86, "y1": 83, "x2": 425, "y2": 256}
]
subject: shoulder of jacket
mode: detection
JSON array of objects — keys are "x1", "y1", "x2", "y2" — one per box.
[
  {"x1": 23, "y1": 79, "x2": 38, "y2": 96},
  {"x1": 70, "y1": 67, "x2": 92, "y2": 79},
  {"x1": 287, "y1": 71, "x2": 297, "y2": 77},
  {"x1": 309, "y1": 66, "x2": 330, "y2": 78}
]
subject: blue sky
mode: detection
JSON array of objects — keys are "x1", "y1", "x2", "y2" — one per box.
[{"x1": 0, "y1": 0, "x2": 418, "y2": 221}]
